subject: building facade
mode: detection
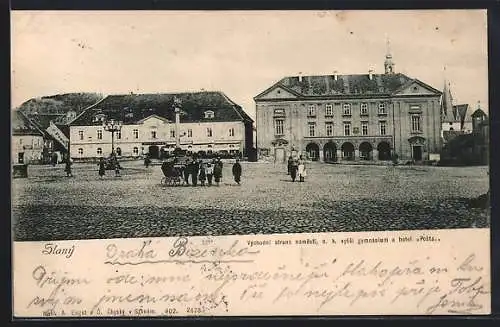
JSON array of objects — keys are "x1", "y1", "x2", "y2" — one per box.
[
  {"x1": 12, "y1": 111, "x2": 45, "y2": 164},
  {"x1": 68, "y1": 91, "x2": 254, "y2": 160},
  {"x1": 255, "y1": 53, "x2": 443, "y2": 162}
]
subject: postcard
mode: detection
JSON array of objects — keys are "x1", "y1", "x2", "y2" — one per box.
[{"x1": 11, "y1": 9, "x2": 490, "y2": 317}]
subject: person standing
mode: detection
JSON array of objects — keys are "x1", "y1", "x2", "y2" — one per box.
[
  {"x1": 199, "y1": 160, "x2": 206, "y2": 186},
  {"x1": 114, "y1": 156, "x2": 121, "y2": 177},
  {"x1": 297, "y1": 155, "x2": 307, "y2": 182},
  {"x1": 232, "y1": 159, "x2": 242, "y2": 185},
  {"x1": 191, "y1": 159, "x2": 199, "y2": 186},
  {"x1": 205, "y1": 162, "x2": 214, "y2": 186},
  {"x1": 64, "y1": 155, "x2": 73, "y2": 177},
  {"x1": 98, "y1": 157, "x2": 106, "y2": 179},
  {"x1": 183, "y1": 158, "x2": 191, "y2": 185},
  {"x1": 287, "y1": 156, "x2": 293, "y2": 175},
  {"x1": 213, "y1": 159, "x2": 222, "y2": 186},
  {"x1": 216, "y1": 157, "x2": 223, "y2": 182},
  {"x1": 290, "y1": 157, "x2": 298, "y2": 182}
]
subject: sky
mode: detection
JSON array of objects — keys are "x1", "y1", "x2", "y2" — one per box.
[{"x1": 11, "y1": 10, "x2": 488, "y2": 119}]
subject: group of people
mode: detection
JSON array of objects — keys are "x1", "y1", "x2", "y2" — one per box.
[
  {"x1": 162, "y1": 157, "x2": 242, "y2": 186},
  {"x1": 287, "y1": 155, "x2": 307, "y2": 182},
  {"x1": 98, "y1": 154, "x2": 121, "y2": 178}
]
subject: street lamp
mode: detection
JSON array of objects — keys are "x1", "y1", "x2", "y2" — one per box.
[
  {"x1": 173, "y1": 97, "x2": 182, "y2": 149},
  {"x1": 103, "y1": 119, "x2": 122, "y2": 156}
]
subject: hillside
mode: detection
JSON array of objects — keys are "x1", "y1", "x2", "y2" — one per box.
[{"x1": 15, "y1": 93, "x2": 104, "y2": 129}]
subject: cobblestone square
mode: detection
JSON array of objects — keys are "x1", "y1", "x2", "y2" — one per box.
[{"x1": 12, "y1": 161, "x2": 490, "y2": 241}]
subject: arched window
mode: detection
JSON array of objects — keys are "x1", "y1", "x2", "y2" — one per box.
[
  {"x1": 133, "y1": 147, "x2": 139, "y2": 155},
  {"x1": 78, "y1": 148, "x2": 83, "y2": 156},
  {"x1": 116, "y1": 147, "x2": 122, "y2": 156},
  {"x1": 97, "y1": 148, "x2": 103, "y2": 156}
]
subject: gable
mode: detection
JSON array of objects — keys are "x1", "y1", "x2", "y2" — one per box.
[
  {"x1": 137, "y1": 114, "x2": 170, "y2": 127},
  {"x1": 255, "y1": 86, "x2": 298, "y2": 100},
  {"x1": 393, "y1": 80, "x2": 441, "y2": 96}
]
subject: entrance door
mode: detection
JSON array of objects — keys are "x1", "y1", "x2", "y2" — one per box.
[
  {"x1": 18, "y1": 152, "x2": 24, "y2": 164},
  {"x1": 412, "y1": 146, "x2": 422, "y2": 161},
  {"x1": 275, "y1": 148, "x2": 285, "y2": 163}
]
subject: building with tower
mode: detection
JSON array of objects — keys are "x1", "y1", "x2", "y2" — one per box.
[{"x1": 254, "y1": 41, "x2": 443, "y2": 163}]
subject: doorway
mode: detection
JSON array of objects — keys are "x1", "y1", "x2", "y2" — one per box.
[{"x1": 412, "y1": 146, "x2": 423, "y2": 161}]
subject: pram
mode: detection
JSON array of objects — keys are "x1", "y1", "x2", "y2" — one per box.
[{"x1": 160, "y1": 161, "x2": 183, "y2": 187}]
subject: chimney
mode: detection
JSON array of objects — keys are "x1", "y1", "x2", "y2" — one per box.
[
  {"x1": 334, "y1": 70, "x2": 338, "y2": 81},
  {"x1": 298, "y1": 72, "x2": 303, "y2": 83},
  {"x1": 368, "y1": 69, "x2": 374, "y2": 80}
]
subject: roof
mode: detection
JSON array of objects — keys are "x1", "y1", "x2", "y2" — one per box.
[
  {"x1": 16, "y1": 92, "x2": 104, "y2": 129},
  {"x1": 453, "y1": 104, "x2": 470, "y2": 122},
  {"x1": 471, "y1": 108, "x2": 488, "y2": 118},
  {"x1": 70, "y1": 91, "x2": 253, "y2": 126},
  {"x1": 12, "y1": 110, "x2": 45, "y2": 136},
  {"x1": 255, "y1": 73, "x2": 441, "y2": 99}
]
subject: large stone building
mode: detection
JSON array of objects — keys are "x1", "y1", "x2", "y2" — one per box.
[
  {"x1": 68, "y1": 91, "x2": 254, "y2": 160},
  {"x1": 254, "y1": 50, "x2": 443, "y2": 163}
]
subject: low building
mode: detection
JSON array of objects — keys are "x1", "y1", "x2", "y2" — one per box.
[
  {"x1": 68, "y1": 91, "x2": 254, "y2": 160},
  {"x1": 440, "y1": 104, "x2": 489, "y2": 166},
  {"x1": 254, "y1": 49, "x2": 443, "y2": 162},
  {"x1": 12, "y1": 111, "x2": 45, "y2": 164}
]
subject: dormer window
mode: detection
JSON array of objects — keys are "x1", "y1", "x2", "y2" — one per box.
[
  {"x1": 204, "y1": 110, "x2": 215, "y2": 119},
  {"x1": 93, "y1": 113, "x2": 107, "y2": 123}
]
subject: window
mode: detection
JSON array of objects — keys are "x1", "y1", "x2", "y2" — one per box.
[
  {"x1": 78, "y1": 130, "x2": 84, "y2": 140},
  {"x1": 378, "y1": 103, "x2": 386, "y2": 114},
  {"x1": 204, "y1": 110, "x2": 215, "y2": 119},
  {"x1": 97, "y1": 148, "x2": 102, "y2": 155},
  {"x1": 19, "y1": 138, "x2": 23, "y2": 145},
  {"x1": 326, "y1": 122, "x2": 334, "y2": 136},
  {"x1": 133, "y1": 129, "x2": 139, "y2": 139},
  {"x1": 170, "y1": 130, "x2": 175, "y2": 138},
  {"x1": 411, "y1": 115, "x2": 422, "y2": 132},
  {"x1": 343, "y1": 104, "x2": 351, "y2": 115},
  {"x1": 116, "y1": 147, "x2": 122, "y2": 156},
  {"x1": 133, "y1": 147, "x2": 139, "y2": 155},
  {"x1": 361, "y1": 122, "x2": 368, "y2": 136},
  {"x1": 360, "y1": 103, "x2": 368, "y2": 115},
  {"x1": 308, "y1": 104, "x2": 316, "y2": 116},
  {"x1": 116, "y1": 131, "x2": 121, "y2": 139},
  {"x1": 274, "y1": 119, "x2": 284, "y2": 136},
  {"x1": 207, "y1": 127, "x2": 213, "y2": 137},
  {"x1": 308, "y1": 123, "x2": 316, "y2": 137},
  {"x1": 97, "y1": 130, "x2": 103, "y2": 140},
  {"x1": 379, "y1": 121, "x2": 387, "y2": 135},
  {"x1": 151, "y1": 130, "x2": 157, "y2": 139},
  {"x1": 78, "y1": 148, "x2": 83, "y2": 156},
  {"x1": 344, "y1": 123, "x2": 351, "y2": 136},
  {"x1": 325, "y1": 104, "x2": 333, "y2": 116},
  {"x1": 229, "y1": 128, "x2": 235, "y2": 137},
  {"x1": 187, "y1": 129, "x2": 192, "y2": 137}
]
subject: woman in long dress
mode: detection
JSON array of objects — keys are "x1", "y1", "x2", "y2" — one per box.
[{"x1": 297, "y1": 155, "x2": 306, "y2": 182}]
